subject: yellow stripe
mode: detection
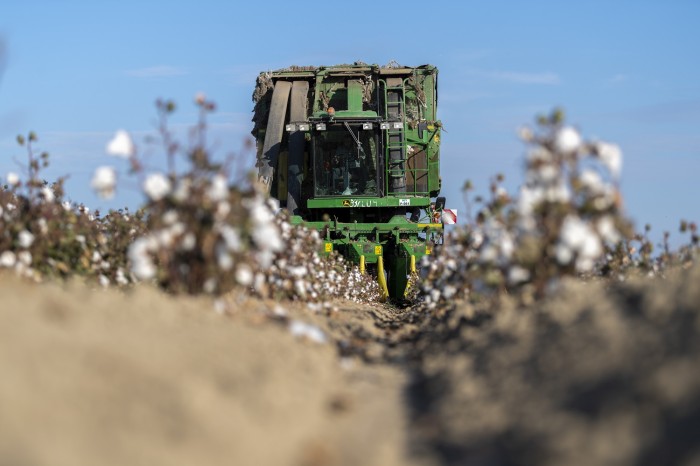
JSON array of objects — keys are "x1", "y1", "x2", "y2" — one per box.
[
  {"x1": 360, "y1": 255, "x2": 365, "y2": 274},
  {"x1": 417, "y1": 223, "x2": 443, "y2": 228}
]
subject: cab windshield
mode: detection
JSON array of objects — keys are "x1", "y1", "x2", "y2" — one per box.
[{"x1": 312, "y1": 123, "x2": 380, "y2": 197}]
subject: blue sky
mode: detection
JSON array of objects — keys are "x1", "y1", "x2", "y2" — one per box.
[{"x1": 1, "y1": 1, "x2": 698, "y2": 245}]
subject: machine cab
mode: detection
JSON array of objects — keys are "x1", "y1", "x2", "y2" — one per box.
[{"x1": 312, "y1": 122, "x2": 380, "y2": 197}]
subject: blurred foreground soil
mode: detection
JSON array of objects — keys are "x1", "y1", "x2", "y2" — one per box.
[{"x1": 1, "y1": 264, "x2": 699, "y2": 466}]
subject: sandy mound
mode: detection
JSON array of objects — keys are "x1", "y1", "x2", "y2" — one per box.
[
  {"x1": 0, "y1": 277, "x2": 415, "y2": 466},
  {"x1": 408, "y1": 264, "x2": 700, "y2": 465},
  {"x1": 1, "y1": 265, "x2": 699, "y2": 465}
]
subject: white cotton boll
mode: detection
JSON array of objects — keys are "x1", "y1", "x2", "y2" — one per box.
[
  {"x1": 526, "y1": 147, "x2": 553, "y2": 165},
  {"x1": 443, "y1": 285, "x2": 457, "y2": 300},
  {"x1": 597, "y1": 216, "x2": 621, "y2": 244},
  {"x1": 204, "y1": 278, "x2": 217, "y2": 294},
  {"x1": 90, "y1": 166, "x2": 117, "y2": 200},
  {"x1": 216, "y1": 201, "x2": 231, "y2": 219},
  {"x1": 17, "y1": 251, "x2": 32, "y2": 266},
  {"x1": 288, "y1": 266, "x2": 306, "y2": 278},
  {"x1": 254, "y1": 272, "x2": 266, "y2": 294},
  {"x1": 555, "y1": 243, "x2": 573, "y2": 265},
  {"x1": 554, "y1": 126, "x2": 582, "y2": 154},
  {"x1": 544, "y1": 180, "x2": 571, "y2": 204},
  {"x1": 91, "y1": 250, "x2": 102, "y2": 263},
  {"x1": 40, "y1": 186, "x2": 55, "y2": 202},
  {"x1": 518, "y1": 126, "x2": 534, "y2": 142},
  {"x1": 155, "y1": 229, "x2": 174, "y2": 248},
  {"x1": 499, "y1": 233, "x2": 515, "y2": 259},
  {"x1": 595, "y1": 141, "x2": 623, "y2": 179},
  {"x1": 62, "y1": 201, "x2": 72, "y2": 211},
  {"x1": 253, "y1": 223, "x2": 283, "y2": 252},
  {"x1": 0, "y1": 251, "x2": 16, "y2": 268},
  {"x1": 116, "y1": 268, "x2": 129, "y2": 285},
  {"x1": 536, "y1": 165, "x2": 559, "y2": 183},
  {"x1": 132, "y1": 257, "x2": 156, "y2": 280},
  {"x1": 559, "y1": 215, "x2": 589, "y2": 249},
  {"x1": 180, "y1": 233, "x2": 196, "y2": 251},
  {"x1": 294, "y1": 279, "x2": 307, "y2": 298},
  {"x1": 162, "y1": 210, "x2": 179, "y2": 226},
  {"x1": 106, "y1": 130, "x2": 135, "y2": 158},
  {"x1": 266, "y1": 197, "x2": 280, "y2": 212},
  {"x1": 6, "y1": 172, "x2": 20, "y2": 186},
  {"x1": 289, "y1": 320, "x2": 327, "y2": 344},
  {"x1": 576, "y1": 257, "x2": 595, "y2": 273},
  {"x1": 596, "y1": 185, "x2": 616, "y2": 210},
  {"x1": 249, "y1": 203, "x2": 274, "y2": 226},
  {"x1": 272, "y1": 305, "x2": 288, "y2": 318},
  {"x1": 18, "y1": 230, "x2": 35, "y2": 249},
  {"x1": 508, "y1": 266, "x2": 531, "y2": 285},
  {"x1": 220, "y1": 225, "x2": 242, "y2": 252},
  {"x1": 256, "y1": 249, "x2": 275, "y2": 268},
  {"x1": 99, "y1": 275, "x2": 110, "y2": 287},
  {"x1": 471, "y1": 230, "x2": 485, "y2": 249},
  {"x1": 169, "y1": 222, "x2": 186, "y2": 237},
  {"x1": 207, "y1": 174, "x2": 229, "y2": 202},
  {"x1": 518, "y1": 185, "x2": 542, "y2": 217},
  {"x1": 37, "y1": 218, "x2": 48, "y2": 235},
  {"x1": 128, "y1": 237, "x2": 152, "y2": 264},
  {"x1": 579, "y1": 169, "x2": 605, "y2": 194},
  {"x1": 235, "y1": 264, "x2": 253, "y2": 286},
  {"x1": 173, "y1": 178, "x2": 191, "y2": 202},
  {"x1": 216, "y1": 246, "x2": 234, "y2": 271},
  {"x1": 580, "y1": 234, "x2": 603, "y2": 261},
  {"x1": 143, "y1": 173, "x2": 171, "y2": 201}
]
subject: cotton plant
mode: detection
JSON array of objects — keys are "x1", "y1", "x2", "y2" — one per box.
[
  {"x1": 106, "y1": 94, "x2": 380, "y2": 302},
  {"x1": 421, "y1": 109, "x2": 636, "y2": 307},
  {"x1": 0, "y1": 134, "x2": 145, "y2": 284}
]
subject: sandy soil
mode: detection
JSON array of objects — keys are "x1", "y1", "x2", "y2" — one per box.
[
  {"x1": 0, "y1": 278, "x2": 419, "y2": 466},
  {"x1": 1, "y1": 264, "x2": 700, "y2": 466}
]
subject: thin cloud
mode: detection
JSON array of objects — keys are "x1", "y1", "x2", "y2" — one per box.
[
  {"x1": 125, "y1": 65, "x2": 188, "y2": 78},
  {"x1": 457, "y1": 69, "x2": 561, "y2": 85},
  {"x1": 486, "y1": 71, "x2": 561, "y2": 85},
  {"x1": 609, "y1": 73, "x2": 628, "y2": 84}
]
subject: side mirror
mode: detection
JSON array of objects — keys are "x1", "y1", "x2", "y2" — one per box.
[{"x1": 435, "y1": 196, "x2": 446, "y2": 210}]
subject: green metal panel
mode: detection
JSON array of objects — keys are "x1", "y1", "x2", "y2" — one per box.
[
  {"x1": 307, "y1": 196, "x2": 431, "y2": 209},
  {"x1": 347, "y1": 80, "x2": 364, "y2": 113}
]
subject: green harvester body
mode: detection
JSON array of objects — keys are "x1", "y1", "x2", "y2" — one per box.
[{"x1": 252, "y1": 63, "x2": 444, "y2": 299}]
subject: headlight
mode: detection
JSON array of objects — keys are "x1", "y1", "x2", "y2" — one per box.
[
  {"x1": 315, "y1": 123, "x2": 326, "y2": 131},
  {"x1": 362, "y1": 122, "x2": 373, "y2": 130}
]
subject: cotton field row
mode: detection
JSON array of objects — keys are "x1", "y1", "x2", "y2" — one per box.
[{"x1": 0, "y1": 101, "x2": 696, "y2": 308}]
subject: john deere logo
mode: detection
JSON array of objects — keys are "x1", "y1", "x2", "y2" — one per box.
[{"x1": 342, "y1": 199, "x2": 351, "y2": 207}]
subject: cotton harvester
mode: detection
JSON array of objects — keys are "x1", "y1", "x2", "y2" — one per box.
[{"x1": 252, "y1": 63, "x2": 449, "y2": 299}]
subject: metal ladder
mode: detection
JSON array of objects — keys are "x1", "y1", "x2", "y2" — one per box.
[{"x1": 384, "y1": 83, "x2": 406, "y2": 193}]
